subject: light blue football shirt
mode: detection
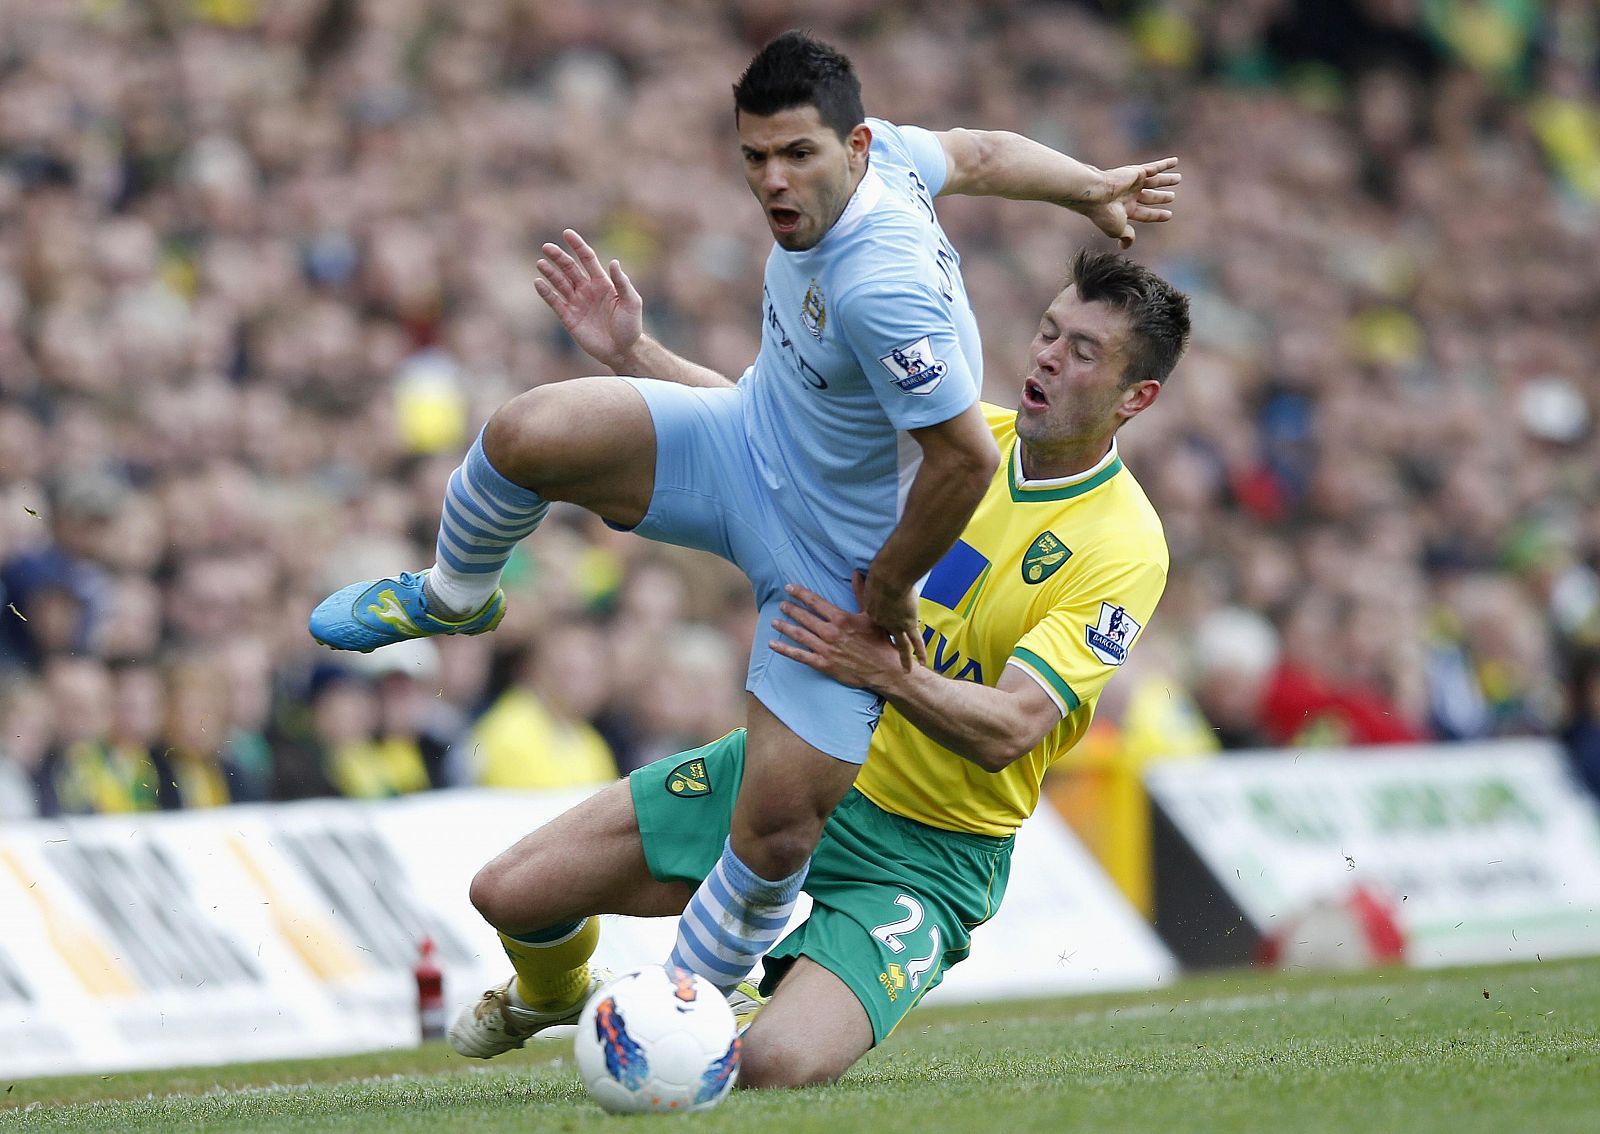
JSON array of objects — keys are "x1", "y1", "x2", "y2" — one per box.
[{"x1": 740, "y1": 118, "x2": 982, "y2": 575}]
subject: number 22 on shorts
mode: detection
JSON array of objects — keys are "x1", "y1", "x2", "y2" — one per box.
[{"x1": 871, "y1": 893, "x2": 941, "y2": 996}]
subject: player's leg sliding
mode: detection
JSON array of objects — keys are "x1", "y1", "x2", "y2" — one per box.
[
  {"x1": 308, "y1": 431, "x2": 546, "y2": 652},
  {"x1": 668, "y1": 838, "x2": 807, "y2": 993},
  {"x1": 449, "y1": 918, "x2": 606, "y2": 1058}
]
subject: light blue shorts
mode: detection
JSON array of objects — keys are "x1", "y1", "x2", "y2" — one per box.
[{"x1": 616, "y1": 377, "x2": 883, "y2": 763}]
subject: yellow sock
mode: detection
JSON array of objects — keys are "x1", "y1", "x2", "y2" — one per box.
[{"x1": 498, "y1": 918, "x2": 600, "y2": 1012}]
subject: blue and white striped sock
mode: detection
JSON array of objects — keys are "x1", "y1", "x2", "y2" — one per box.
[
  {"x1": 668, "y1": 838, "x2": 807, "y2": 992},
  {"x1": 427, "y1": 430, "x2": 548, "y2": 617}
]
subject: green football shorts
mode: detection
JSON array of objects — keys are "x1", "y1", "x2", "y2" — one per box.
[{"x1": 629, "y1": 729, "x2": 1015, "y2": 1044}]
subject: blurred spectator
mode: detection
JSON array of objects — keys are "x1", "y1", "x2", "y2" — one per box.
[
  {"x1": 0, "y1": 679, "x2": 52, "y2": 819},
  {"x1": 108, "y1": 660, "x2": 173, "y2": 805},
  {"x1": 0, "y1": 470, "x2": 124, "y2": 666},
  {"x1": 457, "y1": 619, "x2": 618, "y2": 789},
  {"x1": 1428, "y1": 572, "x2": 1566, "y2": 738},
  {"x1": 1188, "y1": 606, "x2": 1281, "y2": 749},
  {"x1": 99, "y1": 575, "x2": 167, "y2": 662},
  {"x1": 1564, "y1": 648, "x2": 1600, "y2": 799},
  {"x1": 161, "y1": 652, "x2": 270, "y2": 807},
  {"x1": 0, "y1": 470, "x2": 120, "y2": 668},
  {"x1": 217, "y1": 634, "x2": 281, "y2": 791},
  {"x1": 1259, "y1": 593, "x2": 1427, "y2": 747},
  {"x1": 601, "y1": 622, "x2": 744, "y2": 773},
  {"x1": 348, "y1": 637, "x2": 468, "y2": 789},
  {"x1": 0, "y1": 547, "x2": 99, "y2": 668},
  {"x1": 37, "y1": 655, "x2": 168, "y2": 816},
  {"x1": 272, "y1": 665, "x2": 434, "y2": 800}
]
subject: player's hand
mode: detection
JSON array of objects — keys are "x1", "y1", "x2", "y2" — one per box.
[
  {"x1": 1075, "y1": 157, "x2": 1180, "y2": 250},
  {"x1": 858, "y1": 568, "x2": 926, "y2": 673},
  {"x1": 769, "y1": 579, "x2": 904, "y2": 691},
  {"x1": 533, "y1": 229, "x2": 644, "y2": 371}
]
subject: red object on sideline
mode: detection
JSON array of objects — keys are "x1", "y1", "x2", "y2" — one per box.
[
  {"x1": 415, "y1": 936, "x2": 446, "y2": 1042},
  {"x1": 1256, "y1": 884, "x2": 1407, "y2": 970}
]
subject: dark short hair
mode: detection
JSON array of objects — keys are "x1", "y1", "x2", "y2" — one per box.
[
  {"x1": 1070, "y1": 249, "x2": 1191, "y2": 386},
  {"x1": 733, "y1": 31, "x2": 864, "y2": 142}
]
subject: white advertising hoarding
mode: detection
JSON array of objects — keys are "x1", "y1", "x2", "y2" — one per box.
[
  {"x1": 0, "y1": 788, "x2": 1173, "y2": 1079},
  {"x1": 1144, "y1": 740, "x2": 1600, "y2": 967}
]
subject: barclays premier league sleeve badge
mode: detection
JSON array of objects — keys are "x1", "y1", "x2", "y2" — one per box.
[
  {"x1": 879, "y1": 336, "x2": 947, "y2": 394},
  {"x1": 1086, "y1": 602, "x2": 1141, "y2": 666}
]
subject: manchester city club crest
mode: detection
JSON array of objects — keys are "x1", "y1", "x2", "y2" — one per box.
[
  {"x1": 1021, "y1": 531, "x2": 1071, "y2": 584},
  {"x1": 801, "y1": 279, "x2": 826, "y2": 339},
  {"x1": 666, "y1": 758, "x2": 711, "y2": 796}
]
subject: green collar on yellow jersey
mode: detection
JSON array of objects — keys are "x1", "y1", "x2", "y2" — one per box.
[{"x1": 1007, "y1": 440, "x2": 1123, "y2": 503}]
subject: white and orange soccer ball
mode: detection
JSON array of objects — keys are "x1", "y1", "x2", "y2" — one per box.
[{"x1": 574, "y1": 965, "x2": 741, "y2": 1114}]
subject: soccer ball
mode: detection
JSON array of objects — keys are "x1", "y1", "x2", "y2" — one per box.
[{"x1": 574, "y1": 965, "x2": 741, "y2": 1114}]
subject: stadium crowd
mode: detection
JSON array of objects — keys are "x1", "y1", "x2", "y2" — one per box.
[{"x1": 1, "y1": 0, "x2": 1598, "y2": 820}]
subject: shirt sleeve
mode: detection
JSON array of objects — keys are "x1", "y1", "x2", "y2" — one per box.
[
  {"x1": 878, "y1": 120, "x2": 950, "y2": 197},
  {"x1": 834, "y1": 280, "x2": 978, "y2": 431},
  {"x1": 1006, "y1": 557, "x2": 1167, "y2": 717}
]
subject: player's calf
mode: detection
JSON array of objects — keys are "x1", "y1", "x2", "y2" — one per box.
[
  {"x1": 735, "y1": 956, "x2": 874, "y2": 1089},
  {"x1": 737, "y1": 1036, "x2": 851, "y2": 1090}
]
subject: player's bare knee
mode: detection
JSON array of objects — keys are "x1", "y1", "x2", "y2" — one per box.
[
  {"x1": 467, "y1": 861, "x2": 512, "y2": 925},
  {"x1": 739, "y1": 800, "x2": 825, "y2": 866},
  {"x1": 490, "y1": 381, "x2": 618, "y2": 483},
  {"x1": 482, "y1": 391, "x2": 560, "y2": 484},
  {"x1": 740, "y1": 826, "x2": 818, "y2": 879},
  {"x1": 469, "y1": 856, "x2": 550, "y2": 930}
]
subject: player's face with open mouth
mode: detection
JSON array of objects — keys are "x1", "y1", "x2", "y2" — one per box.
[
  {"x1": 1018, "y1": 286, "x2": 1135, "y2": 445},
  {"x1": 738, "y1": 106, "x2": 867, "y2": 252}
]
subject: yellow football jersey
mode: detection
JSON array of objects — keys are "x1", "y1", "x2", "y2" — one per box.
[{"x1": 853, "y1": 402, "x2": 1169, "y2": 836}]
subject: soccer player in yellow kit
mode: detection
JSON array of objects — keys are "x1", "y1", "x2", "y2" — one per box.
[{"x1": 454, "y1": 245, "x2": 1190, "y2": 1089}]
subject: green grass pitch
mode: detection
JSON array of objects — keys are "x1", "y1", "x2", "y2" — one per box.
[{"x1": 4, "y1": 957, "x2": 1596, "y2": 1133}]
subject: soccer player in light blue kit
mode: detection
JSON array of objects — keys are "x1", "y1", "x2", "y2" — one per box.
[{"x1": 309, "y1": 32, "x2": 1179, "y2": 1046}]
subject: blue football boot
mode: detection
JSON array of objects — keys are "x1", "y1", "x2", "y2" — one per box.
[{"x1": 309, "y1": 569, "x2": 505, "y2": 653}]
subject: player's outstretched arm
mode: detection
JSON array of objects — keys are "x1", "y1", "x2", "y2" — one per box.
[
  {"x1": 862, "y1": 404, "x2": 998, "y2": 671},
  {"x1": 769, "y1": 577, "x2": 1061, "y2": 771},
  {"x1": 535, "y1": 229, "x2": 734, "y2": 388},
  {"x1": 933, "y1": 129, "x2": 1179, "y2": 249}
]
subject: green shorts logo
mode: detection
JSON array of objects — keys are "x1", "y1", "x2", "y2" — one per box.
[
  {"x1": 1022, "y1": 531, "x2": 1071, "y2": 584},
  {"x1": 667, "y1": 758, "x2": 712, "y2": 797}
]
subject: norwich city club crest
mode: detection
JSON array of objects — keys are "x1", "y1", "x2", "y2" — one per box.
[
  {"x1": 1021, "y1": 531, "x2": 1071, "y2": 584},
  {"x1": 666, "y1": 758, "x2": 711, "y2": 797},
  {"x1": 801, "y1": 280, "x2": 826, "y2": 339}
]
